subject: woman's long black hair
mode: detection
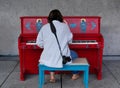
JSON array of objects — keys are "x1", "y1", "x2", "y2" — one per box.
[{"x1": 48, "y1": 9, "x2": 63, "y2": 23}]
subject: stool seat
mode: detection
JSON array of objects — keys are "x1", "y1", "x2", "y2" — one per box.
[
  {"x1": 39, "y1": 58, "x2": 89, "y2": 88},
  {"x1": 71, "y1": 58, "x2": 89, "y2": 65}
]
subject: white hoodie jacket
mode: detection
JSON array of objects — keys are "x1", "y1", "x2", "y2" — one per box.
[{"x1": 36, "y1": 20, "x2": 73, "y2": 68}]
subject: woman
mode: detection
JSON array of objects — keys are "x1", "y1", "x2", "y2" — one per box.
[{"x1": 36, "y1": 9, "x2": 79, "y2": 82}]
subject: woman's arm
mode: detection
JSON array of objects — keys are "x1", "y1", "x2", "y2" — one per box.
[{"x1": 36, "y1": 29, "x2": 44, "y2": 48}]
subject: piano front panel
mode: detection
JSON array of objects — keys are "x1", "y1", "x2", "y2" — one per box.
[{"x1": 21, "y1": 16, "x2": 100, "y2": 35}]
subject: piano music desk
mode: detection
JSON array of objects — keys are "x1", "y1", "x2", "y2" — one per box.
[{"x1": 39, "y1": 58, "x2": 89, "y2": 88}]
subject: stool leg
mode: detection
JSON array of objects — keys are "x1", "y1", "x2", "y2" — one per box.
[
  {"x1": 60, "y1": 73, "x2": 63, "y2": 88},
  {"x1": 83, "y1": 69, "x2": 89, "y2": 88},
  {"x1": 39, "y1": 67, "x2": 45, "y2": 88},
  {"x1": 42, "y1": 70, "x2": 45, "y2": 85}
]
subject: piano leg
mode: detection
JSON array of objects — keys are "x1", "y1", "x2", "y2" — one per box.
[
  {"x1": 97, "y1": 71, "x2": 102, "y2": 80},
  {"x1": 97, "y1": 48, "x2": 103, "y2": 80},
  {"x1": 20, "y1": 72, "x2": 25, "y2": 81},
  {"x1": 19, "y1": 47, "x2": 25, "y2": 81}
]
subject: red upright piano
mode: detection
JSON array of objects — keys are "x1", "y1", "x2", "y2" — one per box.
[{"x1": 18, "y1": 16, "x2": 104, "y2": 80}]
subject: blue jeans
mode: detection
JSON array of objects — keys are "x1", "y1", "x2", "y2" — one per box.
[
  {"x1": 70, "y1": 50, "x2": 79, "y2": 74},
  {"x1": 50, "y1": 57, "x2": 79, "y2": 74},
  {"x1": 50, "y1": 50, "x2": 79, "y2": 74}
]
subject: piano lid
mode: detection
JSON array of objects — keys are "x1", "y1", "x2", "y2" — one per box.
[{"x1": 20, "y1": 16, "x2": 101, "y2": 35}]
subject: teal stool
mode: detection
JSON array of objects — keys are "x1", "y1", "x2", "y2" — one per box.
[{"x1": 38, "y1": 58, "x2": 89, "y2": 88}]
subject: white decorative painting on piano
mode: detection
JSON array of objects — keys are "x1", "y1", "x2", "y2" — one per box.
[
  {"x1": 80, "y1": 18, "x2": 87, "y2": 33},
  {"x1": 25, "y1": 18, "x2": 43, "y2": 33},
  {"x1": 36, "y1": 19, "x2": 43, "y2": 32},
  {"x1": 23, "y1": 17, "x2": 47, "y2": 34},
  {"x1": 63, "y1": 17, "x2": 100, "y2": 34}
]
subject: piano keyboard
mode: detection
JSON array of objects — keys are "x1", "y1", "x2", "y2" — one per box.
[
  {"x1": 26, "y1": 40, "x2": 98, "y2": 45},
  {"x1": 71, "y1": 40, "x2": 98, "y2": 44},
  {"x1": 26, "y1": 40, "x2": 37, "y2": 45},
  {"x1": 26, "y1": 42, "x2": 37, "y2": 45}
]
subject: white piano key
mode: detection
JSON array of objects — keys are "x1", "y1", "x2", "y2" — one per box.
[{"x1": 26, "y1": 43, "x2": 37, "y2": 45}]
